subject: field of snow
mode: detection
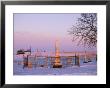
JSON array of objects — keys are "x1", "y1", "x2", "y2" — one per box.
[{"x1": 13, "y1": 54, "x2": 97, "y2": 75}]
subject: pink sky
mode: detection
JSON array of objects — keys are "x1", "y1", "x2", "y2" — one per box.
[{"x1": 14, "y1": 13, "x2": 97, "y2": 53}]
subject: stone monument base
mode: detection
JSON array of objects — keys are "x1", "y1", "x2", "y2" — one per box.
[{"x1": 53, "y1": 64, "x2": 62, "y2": 68}]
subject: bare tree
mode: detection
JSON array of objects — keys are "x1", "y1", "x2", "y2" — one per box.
[{"x1": 68, "y1": 13, "x2": 97, "y2": 47}]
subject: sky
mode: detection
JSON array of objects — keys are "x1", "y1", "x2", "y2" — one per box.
[{"x1": 14, "y1": 13, "x2": 96, "y2": 53}]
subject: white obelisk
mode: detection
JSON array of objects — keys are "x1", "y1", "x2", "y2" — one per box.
[{"x1": 53, "y1": 40, "x2": 62, "y2": 68}]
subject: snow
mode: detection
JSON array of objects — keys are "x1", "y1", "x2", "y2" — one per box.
[{"x1": 13, "y1": 54, "x2": 97, "y2": 75}]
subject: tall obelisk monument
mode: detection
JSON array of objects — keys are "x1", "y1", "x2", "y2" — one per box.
[{"x1": 53, "y1": 40, "x2": 62, "y2": 68}]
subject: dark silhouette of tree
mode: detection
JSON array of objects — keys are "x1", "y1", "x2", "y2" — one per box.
[{"x1": 68, "y1": 13, "x2": 97, "y2": 47}]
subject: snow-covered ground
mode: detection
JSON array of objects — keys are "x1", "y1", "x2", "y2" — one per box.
[{"x1": 13, "y1": 54, "x2": 97, "y2": 75}]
